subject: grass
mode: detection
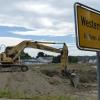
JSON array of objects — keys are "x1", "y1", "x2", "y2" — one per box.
[
  {"x1": 0, "y1": 89, "x2": 97, "y2": 100},
  {"x1": 31, "y1": 95, "x2": 78, "y2": 100},
  {"x1": 0, "y1": 89, "x2": 78, "y2": 100},
  {"x1": 0, "y1": 89, "x2": 30, "y2": 99}
]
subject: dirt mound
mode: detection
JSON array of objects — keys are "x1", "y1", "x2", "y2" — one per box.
[
  {"x1": 79, "y1": 69, "x2": 97, "y2": 83},
  {"x1": 0, "y1": 64, "x2": 97, "y2": 99},
  {"x1": 41, "y1": 69, "x2": 60, "y2": 77},
  {"x1": 0, "y1": 66, "x2": 71, "y2": 97}
]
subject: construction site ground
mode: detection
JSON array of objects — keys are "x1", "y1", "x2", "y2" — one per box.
[{"x1": 0, "y1": 63, "x2": 97, "y2": 100}]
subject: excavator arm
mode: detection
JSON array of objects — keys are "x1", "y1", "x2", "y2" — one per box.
[{"x1": 6, "y1": 41, "x2": 61, "y2": 62}]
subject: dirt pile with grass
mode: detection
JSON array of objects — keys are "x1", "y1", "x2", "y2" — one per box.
[
  {"x1": 0, "y1": 65, "x2": 71, "y2": 97},
  {"x1": 0, "y1": 63, "x2": 97, "y2": 99}
]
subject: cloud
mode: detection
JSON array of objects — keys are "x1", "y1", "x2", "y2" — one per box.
[
  {"x1": 0, "y1": 37, "x2": 25, "y2": 46},
  {"x1": 13, "y1": 29, "x2": 70, "y2": 36},
  {"x1": 0, "y1": 0, "x2": 73, "y2": 34},
  {"x1": 15, "y1": 1, "x2": 70, "y2": 16},
  {"x1": 68, "y1": 44, "x2": 96, "y2": 56},
  {"x1": 0, "y1": 0, "x2": 99, "y2": 28},
  {"x1": 0, "y1": 0, "x2": 99, "y2": 36},
  {"x1": 13, "y1": 22, "x2": 74, "y2": 36}
]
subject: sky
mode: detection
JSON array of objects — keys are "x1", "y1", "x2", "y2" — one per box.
[{"x1": 0, "y1": 0, "x2": 98, "y2": 57}]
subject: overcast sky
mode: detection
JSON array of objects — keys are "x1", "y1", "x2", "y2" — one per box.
[{"x1": 0, "y1": 0, "x2": 98, "y2": 57}]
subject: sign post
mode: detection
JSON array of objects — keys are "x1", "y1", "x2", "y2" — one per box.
[
  {"x1": 97, "y1": 52, "x2": 100, "y2": 100},
  {"x1": 74, "y1": 2, "x2": 100, "y2": 100}
]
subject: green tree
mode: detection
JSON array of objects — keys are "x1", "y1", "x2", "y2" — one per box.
[
  {"x1": 68, "y1": 56, "x2": 78, "y2": 63},
  {"x1": 36, "y1": 52, "x2": 45, "y2": 58},
  {"x1": 52, "y1": 55, "x2": 61, "y2": 63},
  {"x1": 20, "y1": 51, "x2": 31, "y2": 59}
]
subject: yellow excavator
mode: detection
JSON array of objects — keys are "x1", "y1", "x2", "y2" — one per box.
[
  {"x1": 0, "y1": 41, "x2": 68, "y2": 71},
  {"x1": 0, "y1": 40, "x2": 78, "y2": 87}
]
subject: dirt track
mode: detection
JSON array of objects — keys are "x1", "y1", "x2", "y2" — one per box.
[{"x1": 0, "y1": 63, "x2": 98, "y2": 99}]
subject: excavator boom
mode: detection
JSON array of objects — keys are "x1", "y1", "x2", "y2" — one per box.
[{"x1": 5, "y1": 41, "x2": 63, "y2": 62}]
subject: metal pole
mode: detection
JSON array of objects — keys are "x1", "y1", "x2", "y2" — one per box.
[{"x1": 97, "y1": 52, "x2": 100, "y2": 100}]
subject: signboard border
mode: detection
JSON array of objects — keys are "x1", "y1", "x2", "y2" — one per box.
[{"x1": 74, "y1": 2, "x2": 100, "y2": 52}]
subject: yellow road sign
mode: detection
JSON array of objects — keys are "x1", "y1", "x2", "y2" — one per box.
[{"x1": 74, "y1": 3, "x2": 100, "y2": 51}]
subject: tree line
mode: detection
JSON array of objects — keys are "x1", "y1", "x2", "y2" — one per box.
[{"x1": 20, "y1": 51, "x2": 79, "y2": 63}]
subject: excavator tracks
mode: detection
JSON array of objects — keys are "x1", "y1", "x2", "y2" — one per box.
[{"x1": 0, "y1": 64, "x2": 28, "y2": 72}]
